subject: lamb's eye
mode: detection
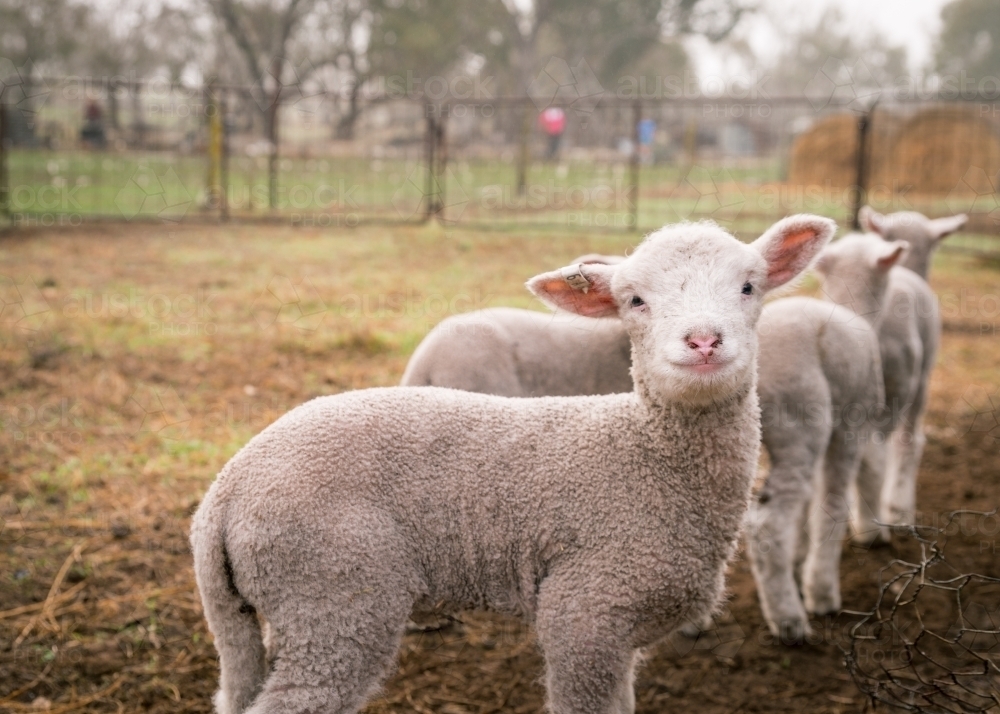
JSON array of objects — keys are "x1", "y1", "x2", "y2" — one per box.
[
  {"x1": 630, "y1": 295, "x2": 645, "y2": 308},
  {"x1": 742, "y1": 283, "x2": 753, "y2": 295}
]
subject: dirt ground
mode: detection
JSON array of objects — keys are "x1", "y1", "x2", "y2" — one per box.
[{"x1": 1, "y1": 222, "x2": 998, "y2": 713}]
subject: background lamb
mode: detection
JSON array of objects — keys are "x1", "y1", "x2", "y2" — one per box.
[
  {"x1": 859, "y1": 206, "x2": 967, "y2": 279},
  {"x1": 747, "y1": 297, "x2": 883, "y2": 642},
  {"x1": 815, "y1": 232, "x2": 933, "y2": 538},
  {"x1": 400, "y1": 254, "x2": 631, "y2": 397},
  {"x1": 191, "y1": 215, "x2": 834, "y2": 714}
]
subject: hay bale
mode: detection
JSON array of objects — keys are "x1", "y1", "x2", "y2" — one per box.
[
  {"x1": 788, "y1": 114, "x2": 859, "y2": 189},
  {"x1": 882, "y1": 106, "x2": 1000, "y2": 195}
]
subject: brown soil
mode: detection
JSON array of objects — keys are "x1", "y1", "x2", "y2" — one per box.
[{"x1": 1, "y1": 223, "x2": 999, "y2": 713}]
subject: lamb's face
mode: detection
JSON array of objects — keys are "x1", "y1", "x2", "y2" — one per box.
[
  {"x1": 612, "y1": 226, "x2": 770, "y2": 406},
  {"x1": 527, "y1": 215, "x2": 837, "y2": 408},
  {"x1": 814, "y1": 233, "x2": 908, "y2": 326},
  {"x1": 860, "y1": 207, "x2": 966, "y2": 278}
]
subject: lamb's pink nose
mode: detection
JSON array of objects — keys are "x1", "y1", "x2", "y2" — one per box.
[{"x1": 686, "y1": 334, "x2": 721, "y2": 357}]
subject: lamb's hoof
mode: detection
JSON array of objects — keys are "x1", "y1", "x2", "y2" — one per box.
[
  {"x1": 850, "y1": 528, "x2": 891, "y2": 549},
  {"x1": 804, "y1": 594, "x2": 840, "y2": 618},
  {"x1": 770, "y1": 618, "x2": 812, "y2": 646},
  {"x1": 886, "y1": 509, "x2": 916, "y2": 528}
]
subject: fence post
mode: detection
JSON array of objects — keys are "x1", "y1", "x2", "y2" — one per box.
[
  {"x1": 630, "y1": 100, "x2": 641, "y2": 231},
  {"x1": 0, "y1": 103, "x2": 7, "y2": 218},
  {"x1": 851, "y1": 102, "x2": 877, "y2": 230},
  {"x1": 206, "y1": 85, "x2": 229, "y2": 221},
  {"x1": 424, "y1": 104, "x2": 437, "y2": 222},
  {"x1": 207, "y1": 86, "x2": 222, "y2": 219},
  {"x1": 220, "y1": 91, "x2": 229, "y2": 221},
  {"x1": 265, "y1": 58, "x2": 282, "y2": 213},
  {"x1": 434, "y1": 108, "x2": 447, "y2": 222},
  {"x1": 516, "y1": 101, "x2": 531, "y2": 197}
]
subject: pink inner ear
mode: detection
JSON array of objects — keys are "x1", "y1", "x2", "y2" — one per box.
[
  {"x1": 876, "y1": 246, "x2": 905, "y2": 271},
  {"x1": 767, "y1": 228, "x2": 818, "y2": 285},
  {"x1": 534, "y1": 275, "x2": 618, "y2": 318}
]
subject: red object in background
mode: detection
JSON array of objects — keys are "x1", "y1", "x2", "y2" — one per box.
[
  {"x1": 539, "y1": 107, "x2": 566, "y2": 136},
  {"x1": 85, "y1": 100, "x2": 103, "y2": 122}
]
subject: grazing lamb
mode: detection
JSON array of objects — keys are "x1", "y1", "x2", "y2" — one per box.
[
  {"x1": 191, "y1": 215, "x2": 834, "y2": 714},
  {"x1": 747, "y1": 297, "x2": 883, "y2": 641},
  {"x1": 860, "y1": 206, "x2": 967, "y2": 279},
  {"x1": 400, "y1": 254, "x2": 631, "y2": 397},
  {"x1": 814, "y1": 232, "x2": 933, "y2": 538}
]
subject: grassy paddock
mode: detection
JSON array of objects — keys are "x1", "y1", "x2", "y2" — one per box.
[
  {"x1": 1, "y1": 222, "x2": 999, "y2": 713},
  {"x1": 8, "y1": 149, "x2": 997, "y2": 240}
]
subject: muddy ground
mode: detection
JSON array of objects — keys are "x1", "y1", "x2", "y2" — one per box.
[{"x1": 1, "y1": 223, "x2": 998, "y2": 713}]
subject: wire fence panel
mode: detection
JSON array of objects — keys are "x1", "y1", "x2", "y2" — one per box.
[
  {"x1": 3, "y1": 78, "x2": 210, "y2": 224},
  {"x1": 2, "y1": 78, "x2": 1000, "y2": 253},
  {"x1": 845, "y1": 511, "x2": 1000, "y2": 713}
]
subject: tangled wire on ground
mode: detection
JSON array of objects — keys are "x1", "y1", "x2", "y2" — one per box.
[{"x1": 844, "y1": 510, "x2": 1000, "y2": 712}]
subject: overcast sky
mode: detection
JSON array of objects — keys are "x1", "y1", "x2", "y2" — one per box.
[{"x1": 688, "y1": 0, "x2": 954, "y2": 76}]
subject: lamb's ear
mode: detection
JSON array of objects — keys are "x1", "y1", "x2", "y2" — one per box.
[
  {"x1": 859, "y1": 206, "x2": 886, "y2": 235},
  {"x1": 873, "y1": 240, "x2": 909, "y2": 272},
  {"x1": 526, "y1": 263, "x2": 619, "y2": 318},
  {"x1": 570, "y1": 253, "x2": 625, "y2": 266},
  {"x1": 929, "y1": 213, "x2": 967, "y2": 241},
  {"x1": 751, "y1": 214, "x2": 837, "y2": 292}
]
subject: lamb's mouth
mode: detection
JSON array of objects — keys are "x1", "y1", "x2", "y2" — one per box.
[{"x1": 671, "y1": 359, "x2": 732, "y2": 375}]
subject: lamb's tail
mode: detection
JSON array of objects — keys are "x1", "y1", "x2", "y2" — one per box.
[{"x1": 190, "y1": 492, "x2": 267, "y2": 714}]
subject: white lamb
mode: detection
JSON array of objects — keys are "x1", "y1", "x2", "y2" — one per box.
[
  {"x1": 401, "y1": 255, "x2": 631, "y2": 397},
  {"x1": 403, "y1": 262, "x2": 884, "y2": 643},
  {"x1": 191, "y1": 215, "x2": 834, "y2": 714},
  {"x1": 859, "y1": 206, "x2": 967, "y2": 280},
  {"x1": 747, "y1": 297, "x2": 883, "y2": 641},
  {"x1": 814, "y1": 231, "x2": 931, "y2": 538}
]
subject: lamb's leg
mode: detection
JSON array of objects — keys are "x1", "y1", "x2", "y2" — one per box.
[
  {"x1": 803, "y1": 423, "x2": 862, "y2": 616},
  {"x1": 884, "y1": 400, "x2": 927, "y2": 526},
  {"x1": 851, "y1": 438, "x2": 892, "y2": 546},
  {"x1": 536, "y1": 598, "x2": 638, "y2": 714},
  {"x1": 747, "y1": 458, "x2": 816, "y2": 643},
  {"x1": 243, "y1": 513, "x2": 418, "y2": 714}
]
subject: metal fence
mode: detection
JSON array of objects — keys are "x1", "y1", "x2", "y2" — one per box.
[{"x1": 2, "y1": 77, "x2": 1000, "y2": 251}]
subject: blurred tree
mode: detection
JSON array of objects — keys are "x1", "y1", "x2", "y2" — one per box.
[
  {"x1": 935, "y1": 0, "x2": 1000, "y2": 80},
  {"x1": 761, "y1": 8, "x2": 908, "y2": 101},
  {"x1": 0, "y1": 0, "x2": 90, "y2": 126},
  {"x1": 0, "y1": 0, "x2": 88, "y2": 73},
  {"x1": 205, "y1": 0, "x2": 373, "y2": 140},
  {"x1": 80, "y1": 2, "x2": 205, "y2": 132},
  {"x1": 368, "y1": 0, "x2": 735, "y2": 97},
  {"x1": 499, "y1": 0, "x2": 745, "y2": 96}
]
